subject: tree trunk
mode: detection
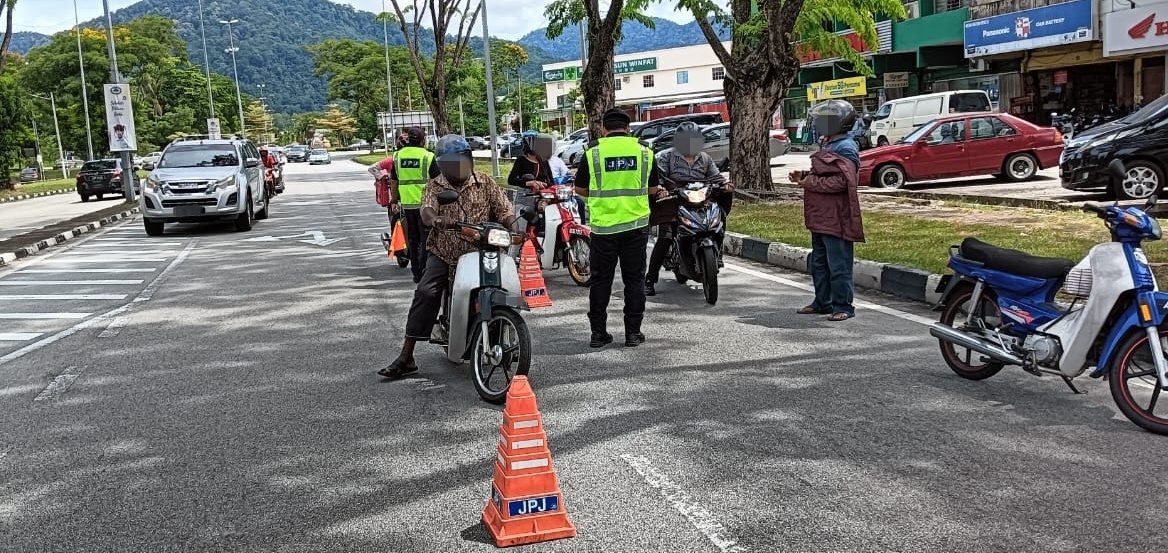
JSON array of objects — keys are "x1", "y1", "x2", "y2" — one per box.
[
  {"x1": 726, "y1": 81, "x2": 778, "y2": 192},
  {"x1": 430, "y1": 78, "x2": 452, "y2": 135},
  {"x1": 582, "y1": 8, "x2": 619, "y2": 138},
  {"x1": 0, "y1": 2, "x2": 14, "y2": 75}
]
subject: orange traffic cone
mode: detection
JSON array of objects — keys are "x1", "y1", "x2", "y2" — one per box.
[
  {"x1": 390, "y1": 220, "x2": 408, "y2": 254},
  {"x1": 482, "y1": 375, "x2": 576, "y2": 547},
  {"x1": 517, "y1": 241, "x2": 552, "y2": 308}
]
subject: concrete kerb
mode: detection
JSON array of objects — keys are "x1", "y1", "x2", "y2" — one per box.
[
  {"x1": 0, "y1": 187, "x2": 76, "y2": 203},
  {"x1": 724, "y1": 231, "x2": 945, "y2": 306},
  {"x1": 0, "y1": 206, "x2": 141, "y2": 266}
]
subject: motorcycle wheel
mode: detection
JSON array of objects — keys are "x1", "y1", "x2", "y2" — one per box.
[
  {"x1": 937, "y1": 286, "x2": 1005, "y2": 380},
  {"x1": 472, "y1": 306, "x2": 532, "y2": 405},
  {"x1": 1108, "y1": 328, "x2": 1168, "y2": 436},
  {"x1": 397, "y1": 253, "x2": 410, "y2": 268},
  {"x1": 699, "y1": 247, "x2": 718, "y2": 305},
  {"x1": 674, "y1": 271, "x2": 688, "y2": 284},
  {"x1": 565, "y1": 235, "x2": 591, "y2": 287}
]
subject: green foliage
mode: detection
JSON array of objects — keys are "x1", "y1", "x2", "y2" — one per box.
[
  {"x1": 0, "y1": 73, "x2": 30, "y2": 186},
  {"x1": 794, "y1": 0, "x2": 907, "y2": 77},
  {"x1": 315, "y1": 104, "x2": 358, "y2": 143},
  {"x1": 545, "y1": 0, "x2": 657, "y2": 43}
]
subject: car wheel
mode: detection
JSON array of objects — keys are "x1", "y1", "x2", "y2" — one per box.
[
  {"x1": 877, "y1": 136, "x2": 889, "y2": 148},
  {"x1": 875, "y1": 164, "x2": 907, "y2": 189},
  {"x1": 235, "y1": 197, "x2": 254, "y2": 231},
  {"x1": 95, "y1": 193, "x2": 104, "y2": 200},
  {"x1": 1003, "y1": 153, "x2": 1038, "y2": 182},
  {"x1": 1114, "y1": 161, "x2": 1165, "y2": 201},
  {"x1": 80, "y1": 194, "x2": 90, "y2": 202},
  {"x1": 144, "y1": 219, "x2": 164, "y2": 236}
]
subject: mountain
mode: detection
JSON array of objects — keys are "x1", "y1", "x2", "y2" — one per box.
[
  {"x1": 1, "y1": 31, "x2": 52, "y2": 54},
  {"x1": 78, "y1": 0, "x2": 552, "y2": 113},
  {"x1": 518, "y1": 18, "x2": 732, "y2": 62}
]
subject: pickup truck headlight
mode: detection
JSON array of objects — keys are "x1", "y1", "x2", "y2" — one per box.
[
  {"x1": 146, "y1": 177, "x2": 163, "y2": 191},
  {"x1": 215, "y1": 176, "x2": 237, "y2": 190}
]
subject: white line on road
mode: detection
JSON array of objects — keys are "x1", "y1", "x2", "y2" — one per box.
[
  {"x1": 0, "y1": 294, "x2": 127, "y2": 300},
  {"x1": 620, "y1": 454, "x2": 748, "y2": 553},
  {"x1": 33, "y1": 366, "x2": 86, "y2": 402},
  {"x1": 91, "y1": 239, "x2": 182, "y2": 244},
  {"x1": 0, "y1": 280, "x2": 144, "y2": 286},
  {"x1": 0, "y1": 333, "x2": 43, "y2": 341},
  {"x1": 725, "y1": 262, "x2": 936, "y2": 327},
  {"x1": 0, "y1": 313, "x2": 90, "y2": 319},
  {"x1": 98, "y1": 317, "x2": 129, "y2": 338},
  {"x1": 66, "y1": 250, "x2": 176, "y2": 255},
  {"x1": 18, "y1": 268, "x2": 158, "y2": 273},
  {"x1": 39, "y1": 257, "x2": 167, "y2": 263}
]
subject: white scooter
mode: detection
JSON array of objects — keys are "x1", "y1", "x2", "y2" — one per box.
[
  {"x1": 932, "y1": 160, "x2": 1168, "y2": 435},
  {"x1": 519, "y1": 173, "x2": 591, "y2": 287}
]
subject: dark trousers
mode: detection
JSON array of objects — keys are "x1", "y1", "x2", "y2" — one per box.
[
  {"x1": 809, "y1": 232, "x2": 856, "y2": 316},
  {"x1": 402, "y1": 208, "x2": 429, "y2": 281},
  {"x1": 404, "y1": 256, "x2": 450, "y2": 340},
  {"x1": 588, "y1": 227, "x2": 650, "y2": 335},
  {"x1": 646, "y1": 224, "x2": 675, "y2": 284}
]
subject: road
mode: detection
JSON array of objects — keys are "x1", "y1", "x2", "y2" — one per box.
[
  {"x1": 0, "y1": 191, "x2": 126, "y2": 242},
  {"x1": 1, "y1": 157, "x2": 1164, "y2": 552}
]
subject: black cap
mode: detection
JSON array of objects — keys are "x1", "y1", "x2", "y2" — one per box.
[
  {"x1": 602, "y1": 108, "x2": 630, "y2": 125},
  {"x1": 406, "y1": 127, "x2": 425, "y2": 146}
]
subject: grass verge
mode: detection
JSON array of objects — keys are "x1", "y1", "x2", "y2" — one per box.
[
  {"x1": 2, "y1": 178, "x2": 74, "y2": 200},
  {"x1": 729, "y1": 200, "x2": 1168, "y2": 276}
]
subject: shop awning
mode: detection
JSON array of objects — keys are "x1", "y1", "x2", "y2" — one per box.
[{"x1": 616, "y1": 90, "x2": 724, "y2": 106}]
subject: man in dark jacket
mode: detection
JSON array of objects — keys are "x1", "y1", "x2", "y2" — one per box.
[{"x1": 789, "y1": 100, "x2": 865, "y2": 321}]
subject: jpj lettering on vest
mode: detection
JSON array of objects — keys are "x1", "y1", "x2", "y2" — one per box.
[{"x1": 604, "y1": 156, "x2": 638, "y2": 172}]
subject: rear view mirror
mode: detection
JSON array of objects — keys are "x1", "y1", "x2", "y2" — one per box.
[
  {"x1": 1107, "y1": 159, "x2": 1126, "y2": 182},
  {"x1": 245, "y1": 158, "x2": 260, "y2": 168},
  {"x1": 437, "y1": 190, "x2": 460, "y2": 205}
]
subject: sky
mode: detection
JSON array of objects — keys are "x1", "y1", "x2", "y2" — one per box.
[{"x1": 13, "y1": 0, "x2": 699, "y2": 41}]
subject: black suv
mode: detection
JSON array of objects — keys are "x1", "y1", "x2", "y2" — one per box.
[
  {"x1": 76, "y1": 159, "x2": 137, "y2": 202},
  {"x1": 1060, "y1": 93, "x2": 1168, "y2": 200}
]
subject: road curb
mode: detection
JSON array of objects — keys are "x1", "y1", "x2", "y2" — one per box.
[
  {"x1": 724, "y1": 232, "x2": 944, "y2": 306},
  {"x1": 0, "y1": 187, "x2": 75, "y2": 203},
  {"x1": 0, "y1": 206, "x2": 140, "y2": 266},
  {"x1": 861, "y1": 188, "x2": 1081, "y2": 212}
]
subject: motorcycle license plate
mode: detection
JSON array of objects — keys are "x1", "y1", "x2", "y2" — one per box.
[{"x1": 173, "y1": 206, "x2": 205, "y2": 217}]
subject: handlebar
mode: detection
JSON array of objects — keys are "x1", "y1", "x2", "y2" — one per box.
[{"x1": 1082, "y1": 202, "x2": 1108, "y2": 217}]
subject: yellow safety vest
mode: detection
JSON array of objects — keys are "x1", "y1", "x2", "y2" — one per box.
[
  {"x1": 394, "y1": 147, "x2": 433, "y2": 209},
  {"x1": 584, "y1": 136, "x2": 652, "y2": 235}
]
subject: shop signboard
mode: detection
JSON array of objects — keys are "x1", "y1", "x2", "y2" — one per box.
[
  {"x1": 807, "y1": 77, "x2": 867, "y2": 102},
  {"x1": 614, "y1": 58, "x2": 657, "y2": 74},
  {"x1": 883, "y1": 72, "x2": 909, "y2": 89},
  {"x1": 963, "y1": 0, "x2": 1094, "y2": 58},
  {"x1": 1104, "y1": 1, "x2": 1168, "y2": 56},
  {"x1": 543, "y1": 66, "x2": 582, "y2": 82}
]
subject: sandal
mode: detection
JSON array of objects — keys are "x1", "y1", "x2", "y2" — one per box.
[
  {"x1": 797, "y1": 306, "x2": 831, "y2": 315},
  {"x1": 378, "y1": 359, "x2": 418, "y2": 379},
  {"x1": 828, "y1": 312, "x2": 854, "y2": 321}
]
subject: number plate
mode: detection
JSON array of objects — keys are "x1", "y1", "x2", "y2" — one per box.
[
  {"x1": 507, "y1": 494, "x2": 559, "y2": 518},
  {"x1": 173, "y1": 206, "x2": 205, "y2": 217}
]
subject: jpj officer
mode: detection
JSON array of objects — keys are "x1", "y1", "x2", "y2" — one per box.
[
  {"x1": 574, "y1": 108, "x2": 666, "y2": 348},
  {"x1": 389, "y1": 127, "x2": 440, "y2": 283}
]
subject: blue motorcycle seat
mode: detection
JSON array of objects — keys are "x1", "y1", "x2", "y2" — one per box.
[{"x1": 960, "y1": 238, "x2": 1075, "y2": 280}]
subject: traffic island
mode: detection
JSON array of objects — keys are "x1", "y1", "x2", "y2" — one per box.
[{"x1": 0, "y1": 203, "x2": 140, "y2": 266}]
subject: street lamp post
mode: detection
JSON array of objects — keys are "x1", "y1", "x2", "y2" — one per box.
[
  {"x1": 73, "y1": 0, "x2": 94, "y2": 160},
  {"x1": 480, "y1": 0, "x2": 500, "y2": 177},
  {"x1": 381, "y1": 0, "x2": 396, "y2": 154},
  {"x1": 101, "y1": 0, "x2": 136, "y2": 201},
  {"x1": 32, "y1": 92, "x2": 68, "y2": 181},
  {"x1": 516, "y1": 75, "x2": 522, "y2": 133},
  {"x1": 197, "y1": 0, "x2": 215, "y2": 120},
  {"x1": 219, "y1": 19, "x2": 246, "y2": 136},
  {"x1": 30, "y1": 118, "x2": 44, "y2": 182}
]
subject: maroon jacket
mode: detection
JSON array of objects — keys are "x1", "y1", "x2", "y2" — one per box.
[{"x1": 802, "y1": 151, "x2": 865, "y2": 243}]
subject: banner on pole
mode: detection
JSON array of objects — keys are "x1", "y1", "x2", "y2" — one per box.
[
  {"x1": 207, "y1": 118, "x2": 222, "y2": 140},
  {"x1": 103, "y1": 84, "x2": 138, "y2": 152}
]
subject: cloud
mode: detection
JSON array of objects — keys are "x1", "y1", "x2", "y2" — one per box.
[{"x1": 11, "y1": 0, "x2": 138, "y2": 33}]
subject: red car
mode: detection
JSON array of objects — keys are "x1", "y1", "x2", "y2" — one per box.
[{"x1": 859, "y1": 112, "x2": 1064, "y2": 189}]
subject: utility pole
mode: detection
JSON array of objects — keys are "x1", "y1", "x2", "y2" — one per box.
[
  {"x1": 516, "y1": 75, "x2": 523, "y2": 133},
  {"x1": 381, "y1": 0, "x2": 396, "y2": 154},
  {"x1": 73, "y1": 0, "x2": 94, "y2": 160},
  {"x1": 481, "y1": 0, "x2": 500, "y2": 177},
  {"x1": 196, "y1": 0, "x2": 215, "y2": 119},
  {"x1": 46, "y1": 93, "x2": 67, "y2": 180},
  {"x1": 30, "y1": 118, "x2": 44, "y2": 181},
  {"x1": 220, "y1": 19, "x2": 246, "y2": 136},
  {"x1": 102, "y1": 0, "x2": 135, "y2": 201}
]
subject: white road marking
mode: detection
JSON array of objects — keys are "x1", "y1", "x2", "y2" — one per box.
[
  {"x1": 726, "y1": 262, "x2": 936, "y2": 327},
  {"x1": 68, "y1": 250, "x2": 176, "y2": 255},
  {"x1": 0, "y1": 294, "x2": 127, "y2": 300},
  {"x1": 0, "y1": 241, "x2": 196, "y2": 368},
  {"x1": 0, "y1": 280, "x2": 144, "y2": 286},
  {"x1": 0, "y1": 313, "x2": 90, "y2": 319},
  {"x1": 0, "y1": 333, "x2": 42, "y2": 341},
  {"x1": 620, "y1": 454, "x2": 748, "y2": 553},
  {"x1": 39, "y1": 257, "x2": 168, "y2": 263},
  {"x1": 97, "y1": 317, "x2": 129, "y2": 338},
  {"x1": 18, "y1": 268, "x2": 157, "y2": 273},
  {"x1": 33, "y1": 366, "x2": 86, "y2": 402},
  {"x1": 91, "y1": 239, "x2": 182, "y2": 244}
]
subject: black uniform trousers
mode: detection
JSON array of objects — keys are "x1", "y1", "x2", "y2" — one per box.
[
  {"x1": 588, "y1": 226, "x2": 650, "y2": 335},
  {"x1": 402, "y1": 208, "x2": 429, "y2": 282}
]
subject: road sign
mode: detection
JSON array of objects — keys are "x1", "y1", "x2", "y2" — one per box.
[
  {"x1": 103, "y1": 84, "x2": 138, "y2": 152},
  {"x1": 207, "y1": 118, "x2": 222, "y2": 140}
]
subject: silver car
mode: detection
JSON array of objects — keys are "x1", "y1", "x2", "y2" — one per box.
[{"x1": 139, "y1": 138, "x2": 269, "y2": 236}]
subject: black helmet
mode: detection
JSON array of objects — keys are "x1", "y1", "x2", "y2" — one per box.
[{"x1": 809, "y1": 100, "x2": 858, "y2": 138}]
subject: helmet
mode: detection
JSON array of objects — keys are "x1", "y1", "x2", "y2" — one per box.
[
  {"x1": 809, "y1": 100, "x2": 858, "y2": 138},
  {"x1": 435, "y1": 134, "x2": 471, "y2": 159},
  {"x1": 521, "y1": 130, "x2": 543, "y2": 154},
  {"x1": 405, "y1": 127, "x2": 426, "y2": 146},
  {"x1": 676, "y1": 121, "x2": 701, "y2": 134}
]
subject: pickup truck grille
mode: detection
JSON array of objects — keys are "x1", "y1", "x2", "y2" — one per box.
[{"x1": 162, "y1": 198, "x2": 218, "y2": 207}]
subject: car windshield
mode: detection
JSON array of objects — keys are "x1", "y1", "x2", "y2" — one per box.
[
  {"x1": 1120, "y1": 93, "x2": 1168, "y2": 125},
  {"x1": 158, "y1": 145, "x2": 239, "y2": 168},
  {"x1": 900, "y1": 120, "x2": 939, "y2": 143},
  {"x1": 81, "y1": 160, "x2": 117, "y2": 171},
  {"x1": 873, "y1": 103, "x2": 892, "y2": 120},
  {"x1": 311, "y1": 149, "x2": 327, "y2": 155}
]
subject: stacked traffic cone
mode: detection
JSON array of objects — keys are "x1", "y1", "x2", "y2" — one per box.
[
  {"x1": 482, "y1": 375, "x2": 576, "y2": 547},
  {"x1": 517, "y1": 240, "x2": 552, "y2": 308},
  {"x1": 389, "y1": 219, "x2": 407, "y2": 260}
]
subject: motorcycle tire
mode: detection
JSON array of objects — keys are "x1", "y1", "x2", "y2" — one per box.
[
  {"x1": 472, "y1": 306, "x2": 532, "y2": 405},
  {"x1": 699, "y1": 247, "x2": 719, "y2": 305},
  {"x1": 1108, "y1": 328, "x2": 1168, "y2": 436},
  {"x1": 397, "y1": 254, "x2": 410, "y2": 268},
  {"x1": 674, "y1": 271, "x2": 688, "y2": 284},
  {"x1": 937, "y1": 285, "x2": 1005, "y2": 380},
  {"x1": 565, "y1": 235, "x2": 591, "y2": 287}
]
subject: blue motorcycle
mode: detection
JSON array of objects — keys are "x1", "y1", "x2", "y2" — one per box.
[{"x1": 932, "y1": 160, "x2": 1168, "y2": 435}]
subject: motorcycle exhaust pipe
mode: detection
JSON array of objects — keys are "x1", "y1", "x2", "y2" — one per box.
[{"x1": 929, "y1": 323, "x2": 1024, "y2": 365}]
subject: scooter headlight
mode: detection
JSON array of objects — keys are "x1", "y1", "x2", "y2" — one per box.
[
  {"x1": 486, "y1": 229, "x2": 512, "y2": 247},
  {"x1": 685, "y1": 190, "x2": 707, "y2": 204},
  {"x1": 555, "y1": 185, "x2": 574, "y2": 200},
  {"x1": 483, "y1": 252, "x2": 499, "y2": 273}
]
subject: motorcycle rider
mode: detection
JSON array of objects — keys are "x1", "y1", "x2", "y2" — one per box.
[
  {"x1": 259, "y1": 146, "x2": 279, "y2": 196},
  {"x1": 388, "y1": 127, "x2": 441, "y2": 283},
  {"x1": 379, "y1": 134, "x2": 518, "y2": 379},
  {"x1": 644, "y1": 122, "x2": 733, "y2": 296},
  {"x1": 507, "y1": 131, "x2": 553, "y2": 192}
]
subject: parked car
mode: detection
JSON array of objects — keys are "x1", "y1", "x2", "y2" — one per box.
[
  {"x1": 76, "y1": 158, "x2": 138, "y2": 202},
  {"x1": 1060, "y1": 92, "x2": 1168, "y2": 200},
  {"x1": 308, "y1": 149, "x2": 332, "y2": 164},
  {"x1": 19, "y1": 166, "x2": 40, "y2": 182},
  {"x1": 467, "y1": 136, "x2": 490, "y2": 150},
  {"x1": 654, "y1": 122, "x2": 789, "y2": 171},
  {"x1": 502, "y1": 135, "x2": 525, "y2": 159},
  {"x1": 346, "y1": 141, "x2": 369, "y2": 151},
  {"x1": 139, "y1": 137, "x2": 268, "y2": 235},
  {"x1": 54, "y1": 155, "x2": 83, "y2": 169},
  {"x1": 859, "y1": 112, "x2": 1063, "y2": 189},
  {"x1": 287, "y1": 145, "x2": 310, "y2": 162},
  {"x1": 867, "y1": 90, "x2": 994, "y2": 147},
  {"x1": 633, "y1": 112, "x2": 725, "y2": 147},
  {"x1": 556, "y1": 132, "x2": 590, "y2": 167},
  {"x1": 135, "y1": 151, "x2": 163, "y2": 171}
]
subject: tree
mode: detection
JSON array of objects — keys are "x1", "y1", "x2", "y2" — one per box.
[
  {"x1": 0, "y1": 74, "x2": 29, "y2": 186},
  {"x1": 244, "y1": 101, "x2": 274, "y2": 143},
  {"x1": 545, "y1": 0, "x2": 655, "y2": 136},
  {"x1": 388, "y1": 0, "x2": 482, "y2": 135},
  {"x1": 677, "y1": 0, "x2": 904, "y2": 191},
  {"x1": 315, "y1": 104, "x2": 358, "y2": 144},
  {"x1": 0, "y1": 0, "x2": 16, "y2": 75}
]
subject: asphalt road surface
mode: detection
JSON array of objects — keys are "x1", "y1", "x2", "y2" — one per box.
[
  {"x1": 1, "y1": 157, "x2": 1165, "y2": 552},
  {"x1": 0, "y1": 190, "x2": 126, "y2": 242}
]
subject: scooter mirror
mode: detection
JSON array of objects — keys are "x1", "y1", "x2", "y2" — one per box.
[
  {"x1": 437, "y1": 190, "x2": 460, "y2": 205},
  {"x1": 1107, "y1": 159, "x2": 1126, "y2": 182}
]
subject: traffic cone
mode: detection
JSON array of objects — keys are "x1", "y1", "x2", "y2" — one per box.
[
  {"x1": 517, "y1": 241, "x2": 552, "y2": 308},
  {"x1": 390, "y1": 220, "x2": 408, "y2": 254},
  {"x1": 482, "y1": 375, "x2": 576, "y2": 547}
]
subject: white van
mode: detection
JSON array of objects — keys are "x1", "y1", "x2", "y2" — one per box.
[{"x1": 868, "y1": 90, "x2": 993, "y2": 147}]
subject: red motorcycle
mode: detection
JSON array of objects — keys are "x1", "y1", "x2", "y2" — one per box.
[{"x1": 519, "y1": 173, "x2": 590, "y2": 287}]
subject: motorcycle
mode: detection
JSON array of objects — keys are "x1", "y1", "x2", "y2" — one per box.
[
  {"x1": 658, "y1": 178, "x2": 728, "y2": 305},
  {"x1": 931, "y1": 160, "x2": 1168, "y2": 435},
  {"x1": 1050, "y1": 109, "x2": 1076, "y2": 140},
  {"x1": 519, "y1": 173, "x2": 591, "y2": 287},
  {"x1": 431, "y1": 189, "x2": 536, "y2": 404}
]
